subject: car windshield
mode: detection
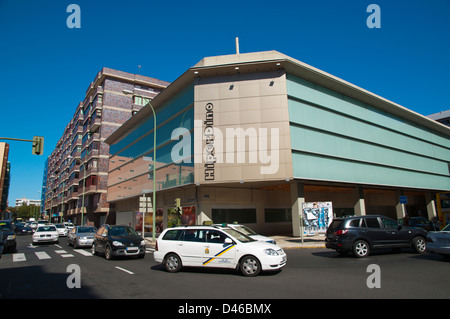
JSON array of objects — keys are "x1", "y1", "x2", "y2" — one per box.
[
  {"x1": 109, "y1": 226, "x2": 138, "y2": 236},
  {"x1": 234, "y1": 225, "x2": 257, "y2": 236},
  {"x1": 37, "y1": 226, "x2": 57, "y2": 232},
  {"x1": 222, "y1": 228, "x2": 255, "y2": 243},
  {"x1": 0, "y1": 222, "x2": 12, "y2": 230},
  {"x1": 441, "y1": 224, "x2": 450, "y2": 232},
  {"x1": 78, "y1": 226, "x2": 96, "y2": 233}
]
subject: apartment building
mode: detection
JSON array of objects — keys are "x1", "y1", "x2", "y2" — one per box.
[
  {"x1": 0, "y1": 142, "x2": 11, "y2": 215},
  {"x1": 15, "y1": 197, "x2": 41, "y2": 206},
  {"x1": 44, "y1": 68, "x2": 169, "y2": 226}
]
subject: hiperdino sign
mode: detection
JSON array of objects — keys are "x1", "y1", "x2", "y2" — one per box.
[{"x1": 170, "y1": 102, "x2": 280, "y2": 180}]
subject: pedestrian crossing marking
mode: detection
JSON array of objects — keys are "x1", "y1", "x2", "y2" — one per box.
[
  {"x1": 8, "y1": 246, "x2": 152, "y2": 263},
  {"x1": 35, "y1": 252, "x2": 51, "y2": 260},
  {"x1": 74, "y1": 249, "x2": 93, "y2": 256},
  {"x1": 12, "y1": 253, "x2": 26, "y2": 262}
]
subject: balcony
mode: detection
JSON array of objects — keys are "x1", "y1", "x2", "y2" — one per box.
[
  {"x1": 89, "y1": 117, "x2": 101, "y2": 132},
  {"x1": 85, "y1": 149, "x2": 99, "y2": 162}
]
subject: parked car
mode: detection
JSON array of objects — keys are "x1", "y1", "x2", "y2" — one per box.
[
  {"x1": 426, "y1": 223, "x2": 450, "y2": 256},
  {"x1": 214, "y1": 223, "x2": 276, "y2": 244},
  {"x1": 68, "y1": 226, "x2": 97, "y2": 248},
  {"x1": 0, "y1": 220, "x2": 17, "y2": 253},
  {"x1": 154, "y1": 225, "x2": 287, "y2": 276},
  {"x1": 32, "y1": 224, "x2": 59, "y2": 245},
  {"x1": 54, "y1": 223, "x2": 68, "y2": 237},
  {"x1": 325, "y1": 215, "x2": 428, "y2": 258},
  {"x1": 14, "y1": 222, "x2": 33, "y2": 235},
  {"x1": 91, "y1": 225, "x2": 145, "y2": 260}
]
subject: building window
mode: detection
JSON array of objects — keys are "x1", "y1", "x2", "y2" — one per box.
[
  {"x1": 264, "y1": 208, "x2": 292, "y2": 223},
  {"x1": 211, "y1": 208, "x2": 257, "y2": 224},
  {"x1": 134, "y1": 96, "x2": 150, "y2": 106}
]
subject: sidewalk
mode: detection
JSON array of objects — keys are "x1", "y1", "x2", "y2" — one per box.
[
  {"x1": 144, "y1": 234, "x2": 326, "y2": 249},
  {"x1": 269, "y1": 234, "x2": 326, "y2": 249}
]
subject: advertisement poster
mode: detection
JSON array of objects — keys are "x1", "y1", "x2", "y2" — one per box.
[
  {"x1": 167, "y1": 206, "x2": 197, "y2": 227},
  {"x1": 302, "y1": 202, "x2": 333, "y2": 235},
  {"x1": 135, "y1": 208, "x2": 163, "y2": 234},
  {"x1": 181, "y1": 206, "x2": 196, "y2": 226}
]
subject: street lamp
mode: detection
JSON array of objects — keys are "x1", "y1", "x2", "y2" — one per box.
[{"x1": 123, "y1": 90, "x2": 157, "y2": 241}]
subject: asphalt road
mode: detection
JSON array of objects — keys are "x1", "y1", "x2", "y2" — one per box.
[{"x1": 1, "y1": 234, "x2": 449, "y2": 301}]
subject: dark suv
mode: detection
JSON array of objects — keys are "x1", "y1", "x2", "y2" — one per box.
[
  {"x1": 325, "y1": 215, "x2": 427, "y2": 258},
  {"x1": 91, "y1": 225, "x2": 146, "y2": 260},
  {"x1": 0, "y1": 220, "x2": 17, "y2": 254}
]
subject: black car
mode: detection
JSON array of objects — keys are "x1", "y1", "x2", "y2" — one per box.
[
  {"x1": 14, "y1": 222, "x2": 33, "y2": 235},
  {"x1": 91, "y1": 225, "x2": 146, "y2": 260},
  {"x1": 0, "y1": 220, "x2": 17, "y2": 253},
  {"x1": 325, "y1": 215, "x2": 427, "y2": 258}
]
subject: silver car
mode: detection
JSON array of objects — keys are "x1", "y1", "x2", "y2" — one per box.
[
  {"x1": 68, "y1": 226, "x2": 97, "y2": 248},
  {"x1": 427, "y1": 223, "x2": 450, "y2": 256}
]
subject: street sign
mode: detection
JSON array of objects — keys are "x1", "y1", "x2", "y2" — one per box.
[
  {"x1": 139, "y1": 196, "x2": 153, "y2": 213},
  {"x1": 399, "y1": 196, "x2": 408, "y2": 204}
]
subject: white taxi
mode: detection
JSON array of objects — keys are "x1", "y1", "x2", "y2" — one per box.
[
  {"x1": 214, "y1": 223, "x2": 276, "y2": 244},
  {"x1": 154, "y1": 225, "x2": 287, "y2": 276}
]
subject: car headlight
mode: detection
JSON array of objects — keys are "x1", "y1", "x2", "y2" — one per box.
[
  {"x1": 140, "y1": 240, "x2": 146, "y2": 246},
  {"x1": 7, "y1": 234, "x2": 15, "y2": 240},
  {"x1": 112, "y1": 241, "x2": 123, "y2": 247},
  {"x1": 264, "y1": 248, "x2": 279, "y2": 256}
]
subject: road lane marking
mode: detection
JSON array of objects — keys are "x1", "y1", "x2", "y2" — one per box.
[
  {"x1": 55, "y1": 250, "x2": 67, "y2": 254},
  {"x1": 115, "y1": 266, "x2": 134, "y2": 275},
  {"x1": 61, "y1": 254, "x2": 74, "y2": 258},
  {"x1": 35, "y1": 252, "x2": 51, "y2": 260},
  {"x1": 13, "y1": 253, "x2": 26, "y2": 262},
  {"x1": 74, "y1": 249, "x2": 93, "y2": 256}
]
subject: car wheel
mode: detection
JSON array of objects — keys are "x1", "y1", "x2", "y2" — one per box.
[
  {"x1": 353, "y1": 240, "x2": 370, "y2": 258},
  {"x1": 105, "y1": 245, "x2": 113, "y2": 260},
  {"x1": 164, "y1": 253, "x2": 182, "y2": 273},
  {"x1": 412, "y1": 237, "x2": 427, "y2": 254},
  {"x1": 91, "y1": 243, "x2": 98, "y2": 255},
  {"x1": 240, "y1": 255, "x2": 261, "y2": 277}
]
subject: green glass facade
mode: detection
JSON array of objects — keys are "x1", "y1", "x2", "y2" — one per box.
[{"x1": 287, "y1": 73, "x2": 450, "y2": 191}]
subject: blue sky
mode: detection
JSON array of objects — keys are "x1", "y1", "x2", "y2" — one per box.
[{"x1": 0, "y1": 0, "x2": 449, "y2": 207}]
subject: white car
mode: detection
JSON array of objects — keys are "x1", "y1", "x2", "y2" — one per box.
[
  {"x1": 54, "y1": 223, "x2": 68, "y2": 237},
  {"x1": 154, "y1": 226, "x2": 287, "y2": 276},
  {"x1": 32, "y1": 225, "x2": 59, "y2": 244},
  {"x1": 215, "y1": 223, "x2": 276, "y2": 244},
  {"x1": 64, "y1": 222, "x2": 75, "y2": 230}
]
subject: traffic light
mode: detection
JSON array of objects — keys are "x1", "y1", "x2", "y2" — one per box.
[{"x1": 32, "y1": 136, "x2": 44, "y2": 155}]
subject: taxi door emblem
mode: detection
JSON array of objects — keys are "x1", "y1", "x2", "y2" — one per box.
[{"x1": 205, "y1": 248, "x2": 209, "y2": 254}]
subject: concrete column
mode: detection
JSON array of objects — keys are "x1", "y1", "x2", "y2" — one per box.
[
  {"x1": 425, "y1": 192, "x2": 437, "y2": 220},
  {"x1": 290, "y1": 181, "x2": 305, "y2": 237},
  {"x1": 396, "y1": 191, "x2": 406, "y2": 219},
  {"x1": 354, "y1": 187, "x2": 366, "y2": 216}
]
